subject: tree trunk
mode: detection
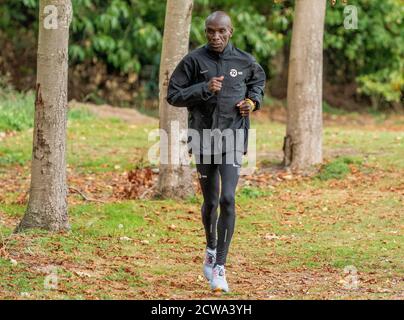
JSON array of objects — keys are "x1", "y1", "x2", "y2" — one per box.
[
  {"x1": 282, "y1": 0, "x2": 326, "y2": 171},
  {"x1": 16, "y1": 0, "x2": 72, "y2": 232},
  {"x1": 157, "y1": 0, "x2": 194, "y2": 198}
]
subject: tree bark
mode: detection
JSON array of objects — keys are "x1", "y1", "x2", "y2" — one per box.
[
  {"x1": 282, "y1": 0, "x2": 326, "y2": 171},
  {"x1": 16, "y1": 0, "x2": 72, "y2": 232},
  {"x1": 157, "y1": 0, "x2": 194, "y2": 198}
]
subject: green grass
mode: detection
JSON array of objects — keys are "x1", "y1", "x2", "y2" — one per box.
[
  {"x1": 0, "y1": 90, "x2": 35, "y2": 132},
  {"x1": 68, "y1": 106, "x2": 96, "y2": 121},
  {"x1": 239, "y1": 186, "x2": 273, "y2": 198},
  {"x1": 323, "y1": 101, "x2": 350, "y2": 115},
  {"x1": 0, "y1": 204, "x2": 25, "y2": 218},
  {"x1": 1, "y1": 178, "x2": 402, "y2": 299},
  {"x1": 0, "y1": 90, "x2": 96, "y2": 132},
  {"x1": 67, "y1": 118, "x2": 155, "y2": 173},
  {"x1": 316, "y1": 156, "x2": 363, "y2": 180},
  {"x1": 0, "y1": 115, "x2": 156, "y2": 172},
  {"x1": 323, "y1": 127, "x2": 404, "y2": 169},
  {"x1": 70, "y1": 202, "x2": 145, "y2": 237},
  {"x1": 0, "y1": 98, "x2": 403, "y2": 299},
  {"x1": 2, "y1": 99, "x2": 402, "y2": 173}
]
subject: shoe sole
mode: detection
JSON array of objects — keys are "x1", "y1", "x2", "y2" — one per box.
[
  {"x1": 212, "y1": 287, "x2": 229, "y2": 293},
  {"x1": 213, "y1": 288, "x2": 223, "y2": 295}
]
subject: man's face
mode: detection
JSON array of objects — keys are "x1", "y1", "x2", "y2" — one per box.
[{"x1": 205, "y1": 18, "x2": 233, "y2": 53}]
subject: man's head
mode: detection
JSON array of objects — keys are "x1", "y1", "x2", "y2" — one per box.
[{"x1": 205, "y1": 11, "x2": 233, "y2": 53}]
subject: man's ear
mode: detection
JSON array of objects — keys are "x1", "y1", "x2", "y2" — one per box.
[{"x1": 229, "y1": 27, "x2": 234, "y2": 37}]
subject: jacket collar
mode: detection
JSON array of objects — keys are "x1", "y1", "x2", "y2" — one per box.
[{"x1": 204, "y1": 42, "x2": 233, "y2": 59}]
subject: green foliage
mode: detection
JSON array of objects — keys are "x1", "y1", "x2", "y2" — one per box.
[
  {"x1": 325, "y1": 0, "x2": 403, "y2": 104},
  {"x1": 191, "y1": 1, "x2": 289, "y2": 77},
  {"x1": 0, "y1": 0, "x2": 402, "y2": 105},
  {"x1": 70, "y1": 0, "x2": 164, "y2": 74},
  {"x1": 357, "y1": 68, "x2": 403, "y2": 104}
]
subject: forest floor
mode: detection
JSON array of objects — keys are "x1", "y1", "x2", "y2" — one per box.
[{"x1": 0, "y1": 101, "x2": 403, "y2": 299}]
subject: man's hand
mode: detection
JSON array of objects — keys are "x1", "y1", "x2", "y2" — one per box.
[
  {"x1": 207, "y1": 76, "x2": 224, "y2": 94},
  {"x1": 236, "y1": 98, "x2": 255, "y2": 117}
]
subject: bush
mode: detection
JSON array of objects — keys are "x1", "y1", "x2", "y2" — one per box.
[
  {"x1": 325, "y1": 0, "x2": 403, "y2": 106},
  {"x1": 0, "y1": 0, "x2": 402, "y2": 107}
]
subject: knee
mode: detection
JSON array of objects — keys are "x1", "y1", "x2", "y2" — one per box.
[
  {"x1": 220, "y1": 193, "x2": 235, "y2": 209},
  {"x1": 204, "y1": 198, "x2": 219, "y2": 212}
]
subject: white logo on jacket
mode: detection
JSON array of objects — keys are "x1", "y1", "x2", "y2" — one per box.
[
  {"x1": 230, "y1": 69, "x2": 238, "y2": 77},
  {"x1": 230, "y1": 69, "x2": 243, "y2": 77}
]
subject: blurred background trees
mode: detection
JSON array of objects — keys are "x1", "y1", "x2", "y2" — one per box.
[{"x1": 0, "y1": 0, "x2": 402, "y2": 111}]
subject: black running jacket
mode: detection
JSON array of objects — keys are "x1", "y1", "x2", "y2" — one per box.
[{"x1": 166, "y1": 42, "x2": 266, "y2": 155}]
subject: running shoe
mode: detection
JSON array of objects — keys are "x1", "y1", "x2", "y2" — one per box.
[
  {"x1": 203, "y1": 247, "x2": 216, "y2": 281},
  {"x1": 210, "y1": 264, "x2": 229, "y2": 293}
]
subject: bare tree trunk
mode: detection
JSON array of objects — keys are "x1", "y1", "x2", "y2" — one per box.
[
  {"x1": 157, "y1": 0, "x2": 194, "y2": 198},
  {"x1": 16, "y1": 0, "x2": 72, "y2": 232},
  {"x1": 282, "y1": 0, "x2": 326, "y2": 171}
]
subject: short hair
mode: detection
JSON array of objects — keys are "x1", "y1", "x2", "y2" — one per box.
[{"x1": 205, "y1": 11, "x2": 233, "y2": 28}]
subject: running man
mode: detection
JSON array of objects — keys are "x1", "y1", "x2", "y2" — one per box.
[{"x1": 167, "y1": 11, "x2": 266, "y2": 292}]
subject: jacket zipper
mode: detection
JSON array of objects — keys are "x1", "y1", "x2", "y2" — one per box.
[{"x1": 216, "y1": 58, "x2": 223, "y2": 130}]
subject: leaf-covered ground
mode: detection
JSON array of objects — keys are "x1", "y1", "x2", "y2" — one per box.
[{"x1": 0, "y1": 103, "x2": 403, "y2": 299}]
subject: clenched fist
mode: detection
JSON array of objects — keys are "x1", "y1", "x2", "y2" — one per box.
[
  {"x1": 207, "y1": 76, "x2": 224, "y2": 94},
  {"x1": 236, "y1": 98, "x2": 256, "y2": 117}
]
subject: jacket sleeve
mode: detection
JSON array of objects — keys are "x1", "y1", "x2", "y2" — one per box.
[
  {"x1": 246, "y1": 58, "x2": 266, "y2": 111},
  {"x1": 166, "y1": 56, "x2": 214, "y2": 107}
]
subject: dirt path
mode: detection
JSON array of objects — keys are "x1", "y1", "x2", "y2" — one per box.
[{"x1": 69, "y1": 100, "x2": 158, "y2": 125}]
